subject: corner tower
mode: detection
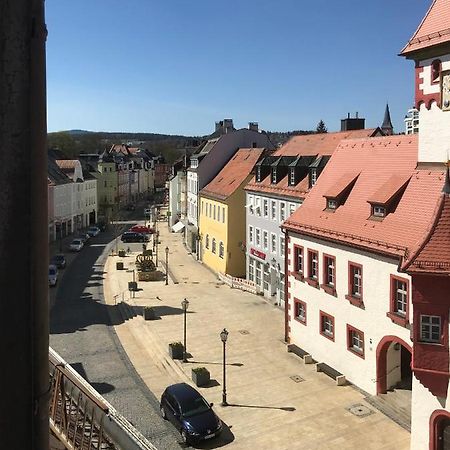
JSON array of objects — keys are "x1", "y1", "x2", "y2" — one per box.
[{"x1": 400, "y1": 0, "x2": 450, "y2": 166}]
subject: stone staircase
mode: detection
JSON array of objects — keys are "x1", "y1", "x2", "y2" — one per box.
[
  {"x1": 364, "y1": 388, "x2": 412, "y2": 432},
  {"x1": 117, "y1": 300, "x2": 139, "y2": 322}
]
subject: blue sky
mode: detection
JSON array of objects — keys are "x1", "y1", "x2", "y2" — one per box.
[{"x1": 46, "y1": 0, "x2": 429, "y2": 136}]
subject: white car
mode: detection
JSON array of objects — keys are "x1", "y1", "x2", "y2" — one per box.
[
  {"x1": 48, "y1": 265, "x2": 58, "y2": 287},
  {"x1": 87, "y1": 226, "x2": 100, "y2": 237},
  {"x1": 69, "y1": 238, "x2": 84, "y2": 252}
]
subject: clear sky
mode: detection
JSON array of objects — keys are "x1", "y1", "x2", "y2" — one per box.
[{"x1": 46, "y1": 0, "x2": 430, "y2": 136}]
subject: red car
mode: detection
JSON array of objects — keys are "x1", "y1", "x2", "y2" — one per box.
[{"x1": 129, "y1": 225, "x2": 154, "y2": 234}]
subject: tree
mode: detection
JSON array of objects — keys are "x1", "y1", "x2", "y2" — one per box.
[{"x1": 316, "y1": 120, "x2": 328, "y2": 134}]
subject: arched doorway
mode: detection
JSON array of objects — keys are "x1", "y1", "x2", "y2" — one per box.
[
  {"x1": 376, "y1": 335, "x2": 412, "y2": 394},
  {"x1": 430, "y1": 410, "x2": 450, "y2": 450}
]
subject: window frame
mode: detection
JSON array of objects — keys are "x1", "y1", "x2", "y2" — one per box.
[
  {"x1": 271, "y1": 200, "x2": 277, "y2": 220},
  {"x1": 372, "y1": 205, "x2": 386, "y2": 218},
  {"x1": 346, "y1": 261, "x2": 363, "y2": 307},
  {"x1": 306, "y1": 249, "x2": 319, "y2": 287},
  {"x1": 249, "y1": 226, "x2": 254, "y2": 244},
  {"x1": 321, "y1": 253, "x2": 336, "y2": 295},
  {"x1": 219, "y1": 241, "x2": 224, "y2": 259},
  {"x1": 205, "y1": 234, "x2": 210, "y2": 249},
  {"x1": 347, "y1": 324, "x2": 365, "y2": 358},
  {"x1": 289, "y1": 168, "x2": 296, "y2": 186},
  {"x1": 293, "y1": 298, "x2": 307, "y2": 325},
  {"x1": 263, "y1": 230, "x2": 269, "y2": 250},
  {"x1": 280, "y1": 235, "x2": 285, "y2": 257},
  {"x1": 211, "y1": 238, "x2": 217, "y2": 254},
  {"x1": 431, "y1": 59, "x2": 442, "y2": 84},
  {"x1": 319, "y1": 310, "x2": 335, "y2": 341},
  {"x1": 263, "y1": 199, "x2": 269, "y2": 218},
  {"x1": 255, "y1": 228, "x2": 261, "y2": 246},
  {"x1": 420, "y1": 314, "x2": 442, "y2": 344},
  {"x1": 387, "y1": 275, "x2": 410, "y2": 327},
  {"x1": 293, "y1": 244, "x2": 304, "y2": 280},
  {"x1": 279, "y1": 202, "x2": 286, "y2": 222}
]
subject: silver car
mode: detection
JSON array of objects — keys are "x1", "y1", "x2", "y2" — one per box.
[
  {"x1": 48, "y1": 264, "x2": 58, "y2": 287},
  {"x1": 69, "y1": 238, "x2": 84, "y2": 252}
]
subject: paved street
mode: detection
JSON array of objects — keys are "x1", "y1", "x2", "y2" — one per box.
[
  {"x1": 103, "y1": 215, "x2": 411, "y2": 450},
  {"x1": 49, "y1": 224, "x2": 181, "y2": 450}
]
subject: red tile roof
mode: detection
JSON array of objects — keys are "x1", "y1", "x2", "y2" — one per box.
[
  {"x1": 367, "y1": 174, "x2": 411, "y2": 205},
  {"x1": 323, "y1": 172, "x2": 359, "y2": 199},
  {"x1": 400, "y1": 0, "x2": 450, "y2": 56},
  {"x1": 404, "y1": 173, "x2": 450, "y2": 273},
  {"x1": 283, "y1": 135, "x2": 447, "y2": 259},
  {"x1": 246, "y1": 129, "x2": 379, "y2": 198},
  {"x1": 275, "y1": 129, "x2": 379, "y2": 157},
  {"x1": 200, "y1": 148, "x2": 265, "y2": 201}
]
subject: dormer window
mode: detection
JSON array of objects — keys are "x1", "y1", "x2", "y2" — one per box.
[
  {"x1": 372, "y1": 205, "x2": 386, "y2": 218},
  {"x1": 431, "y1": 59, "x2": 441, "y2": 84},
  {"x1": 327, "y1": 199, "x2": 337, "y2": 210},
  {"x1": 271, "y1": 168, "x2": 277, "y2": 184},
  {"x1": 289, "y1": 168, "x2": 296, "y2": 186},
  {"x1": 310, "y1": 169, "x2": 317, "y2": 186},
  {"x1": 257, "y1": 167, "x2": 262, "y2": 182}
]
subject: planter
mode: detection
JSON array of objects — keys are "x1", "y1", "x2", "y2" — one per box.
[
  {"x1": 169, "y1": 342, "x2": 184, "y2": 360},
  {"x1": 128, "y1": 281, "x2": 138, "y2": 291},
  {"x1": 137, "y1": 271, "x2": 159, "y2": 281},
  {"x1": 118, "y1": 250, "x2": 126, "y2": 257},
  {"x1": 143, "y1": 306, "x2": 155, "y2": 320},
  {"x1": 116, "y1": 262, "x2": 124, "y2": 270},
  {"x1": 143, "y1": 249, "x2": 153, "y2": 257},
  {"x1": 191, "y1": 367, "x2": 210, "y2": 387}
]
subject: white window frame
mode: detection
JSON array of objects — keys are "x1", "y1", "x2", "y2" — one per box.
[
  {"x1": 311, "y1": 169, "x2": 317, "y2": 186},
  {"x1": 248, "y1": 259, "x2": 255, "y2": 281},
  {"x1": 255, "y1": 228, "x2": 261, "y2": 246},
  {"x1": 395, "y1": 279, "x2": 408, "y2": 316},
  {"x1": 280, "y1": 236, "x2": 285, "y2": 257},
  {"x1": 271, "y1": 200, "x2": 277, "y2": 220},
  {"x1": 279, "y1": 202, "x2": 286, "y2": 222},
  {"x1": 249, "y1": 226, "x2": 254, "y2": 244},
  {"x1": 289, "y1": 168, "x2": 295, "y2": 185},
  {"x1": 263, "y1": 231, "x2": 268, "y2": 250},
  {"x1": 373, "y1": 205, "x2": 386, "y2": 217},
  {"x1": 350, "y1": 329, "x2": 364, "y2": 353},
  {"x1": 263, "y1": 199, "x2": 269, "y2": 218},
  {"x1": 289, "y1": 203, "x2": 296, "y2": 216},
  {"x1": 271, "y1": 233, "x2": 277, "y2": 253}
]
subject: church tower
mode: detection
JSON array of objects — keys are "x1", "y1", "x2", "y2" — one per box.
[
  {"x1": 400, "y1": 0, "x2": 450, "y2": 166},
  {"x1": 381, "y1": 103, "x2": 394, "y2": 135}
]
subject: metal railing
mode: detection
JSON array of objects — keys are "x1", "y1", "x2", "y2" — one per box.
[{"x1": 49, "y1": 347, "x2": 157, "y2": 450}]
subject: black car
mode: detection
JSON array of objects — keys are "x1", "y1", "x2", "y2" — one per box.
[
  {"x1": 120, "y1": 231, "x2": 149, "y2": 243},
  {"x1": 160, "y1": 383, "x2": 222, "y2": 445},
  {"x1": 50, "y1": 254, "x2": 66, "y2": 269}
]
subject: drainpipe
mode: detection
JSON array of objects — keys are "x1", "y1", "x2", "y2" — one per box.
[
  {"x1": 0, "y1": 1, "x2": 49, "y2": 449},
  {"x1": 284, "y1": 229, "x2": 289, "y2": 343}
]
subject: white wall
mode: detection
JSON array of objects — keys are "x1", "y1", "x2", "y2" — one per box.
[
  {"x1": 417, "y1": 53, "x2": 450, "y2": 163},
  {"x1": 288, "y1": 233, "x2": 412, "y2": 395},
  {"x1": 187, "y1": 170, "x2": 198, "y2": 227}
]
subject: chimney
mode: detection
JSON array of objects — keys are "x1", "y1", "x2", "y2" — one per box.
[
  {"x1": 249, "y1": 122, "x2": 259, "y2": 132},
  {"x1": 215, "y1": 121, "x2": 222, "y2": 132},
  {"x1": 341, "y1": 113, "x2": 365, "y2": 131},
  {"x1": 223, "y1": 118, "x2": 233, "y2": 133}
]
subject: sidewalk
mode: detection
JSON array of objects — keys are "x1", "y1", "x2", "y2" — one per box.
[{"x1": 103, "y1": 217, "x2": 410, "y2": 450}]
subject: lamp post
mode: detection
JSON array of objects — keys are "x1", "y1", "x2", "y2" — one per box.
[
  {"x1": 220, "y1": 328, "x2": 229, "y2": 406},
  {"x1": 181, "y1": 298, "x2": 189, "y2": 362},
  {"x1": 165, "y1": 246, "x2": 169, "y2": 285},
  {"x1": 155, "y1": 231, "x2": 159, "y2": 266}
]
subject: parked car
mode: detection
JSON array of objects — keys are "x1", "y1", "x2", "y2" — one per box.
[
  {"x1": 75, "y1": 233, "x2": 90, "y2": 244},
  {"x1": 69, "y1": 239, "x2": 84, "y2": 252},
  {"x1": 48, "y1": 265, "x2": 58, "y2": 287},
  {"x1": 160, "y1": 383, "x2": 222, "y2": 445},
  {"x1": 121, "y1": 232, "x2": 149, "y2": 243},
  {"x1": 50, "y1": 253, "x2": 66, "y2": 269},
  {"x1": 87, "y1": 226, "x2": 100, "y2": 237},
  {"x1": 129, "y1": 225, "x2": 154, "y2": 234}
]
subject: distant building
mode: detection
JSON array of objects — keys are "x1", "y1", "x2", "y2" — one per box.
[
  {"x1": 185, "y1": 120, "x2": 275, "y2": 254},
  {"x1": 381, "y1": 104, "x2": 394, "y2": 136},
  {"x1": 404, "y1": 107, "x2": 419, "y2": 134}
]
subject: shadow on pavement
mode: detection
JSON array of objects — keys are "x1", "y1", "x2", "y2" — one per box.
[
  {"x1": 70, "y1": 362, "x2": 115, "y2": 395},
  {"x1": 227, "y1": 403, "x2": 296, "y2": 412},
  {"x1": 151, "y1": 305, "x2": 196, "y2": 317},
  {"x1": 191, "y1": 421, "x2": 235, "y2": 449},
  {"x1": 187, "y1": 360, "x2": 243, "y2": 367}
]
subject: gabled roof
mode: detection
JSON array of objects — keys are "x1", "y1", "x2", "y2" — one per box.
[
  {"x1": 48, "y1": 158, "x2": 72, "y2": 186},
  {"x1": 367, "y1": 174, "x2": 411, "y2": 205},
  {"x1": 400, "y1": 0, "x2": 450, "y2": 56},
  {"x1": 200, "y1": 148, "x2": 265, "y2": 201},
  {"x1": 323, "y1": 172, "x2": 359, "y2": 199},
  {"x1": 283, "y1": 135, "x2": 446, "y2": 259},
  {"x1": 245, "y1": 129, "x2": 376, "y2": 199},
  {"x1": 404, "y1": 170, "x2": 450, "y2": 274}
]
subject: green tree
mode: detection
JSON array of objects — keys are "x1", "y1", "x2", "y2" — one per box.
[{"x1": 316, "y1": 120, "x2": 327, "y2": 134}]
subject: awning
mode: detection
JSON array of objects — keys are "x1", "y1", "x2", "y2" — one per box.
[{"x1": 172, "y1": 222, "x2": 185, "y2": 233}]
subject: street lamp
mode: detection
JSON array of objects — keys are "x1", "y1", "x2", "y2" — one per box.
[
  {"x1": 165, "y1": 246, "x2": 169, "y2": 285},
  {"x1": 220, "y1": 328, "x2": 229, "y2": 406},
  {"x1": 155, "y1": 231, "x2": 159, "y2": 266},
  {"x1": 181, "y1": 298, "x2": 189, "y2": 362}
]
